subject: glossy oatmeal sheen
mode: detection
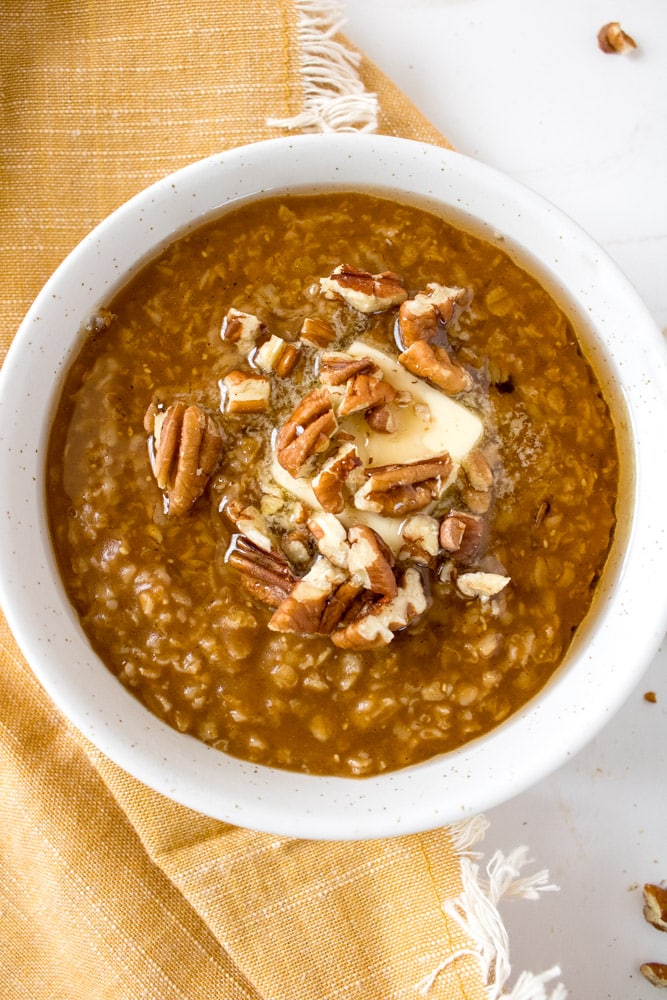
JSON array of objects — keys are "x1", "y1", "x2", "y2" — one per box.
[{"x1": 47, "y1": 192, "x2": 619, "y2": 777}]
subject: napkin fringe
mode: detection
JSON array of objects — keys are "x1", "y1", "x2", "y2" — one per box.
[
  {"x1": 418, "y1": 819, "x2": 568, "y2": 1000},
  {"x1": 268, "y1": 0, "x2": 378, "y2": 133}
]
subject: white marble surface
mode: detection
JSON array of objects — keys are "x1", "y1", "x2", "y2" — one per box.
[{"x1": 343, "y1": 1, "x2": 667, "y2": 996}]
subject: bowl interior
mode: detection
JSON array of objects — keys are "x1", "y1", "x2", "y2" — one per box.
[{"x1": 1, "y1": 134, "x2": 666, "y2": 840}]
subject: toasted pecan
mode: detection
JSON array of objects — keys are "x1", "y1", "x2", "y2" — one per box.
[
  {"x1": 353, "y1": 453, "x2": 453, "y2": 517},
  {"x1": 319, "y1": 265, "x2": 408, "y2": 314},
  {"x1": 227, "y1": 536, "x2": 297, "y2": 608},
  {"x1": 145, "y1": 400, "x2": 223, "y2": 517},
  {"x1": 399, "y1": 340, "x2": 472, "y2": 395},
  {"x1": 275, "y1": 388, "x2": 337, "y2": 478}
]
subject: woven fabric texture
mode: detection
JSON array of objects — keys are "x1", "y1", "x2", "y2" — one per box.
[{"x1": 0, "y1": 3, "x2": 482, "y2": 998}]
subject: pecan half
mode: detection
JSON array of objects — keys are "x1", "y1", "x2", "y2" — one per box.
[
  {"x1": 275, "y1": 388, "x2": 337, "y2": 478},
  {"x1": 145, "y1": 401, "x2": 223, "y2": 517},
  {"x1": 226, "y1": 535, "x2": 296, "y2": 608},
  {"x1": 644, "y1": 884, "x2": 667, "y2": 933},
  {"x1": 399, "y1": 340, "x2": 472, "y2": 395},
  {"x1": 319, "y1": 265, "x2": 408, "y2": 314},
  {"x1": 319, "y1": 352, "x2": 396, "y2": 417},
  {"x1": 353, "y1": 453, "x2": 453, "y2": 517},
  {"x1": 332, "y1": 567, "x2": 427, "y2": 649}
]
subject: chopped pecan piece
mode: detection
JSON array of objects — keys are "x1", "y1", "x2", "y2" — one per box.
[
  {"x1": 354, "y1": 453, "x2": 453, "y2": 517},
  {"x1": 364, "y1": 403, "x2": 398, "y2": 434},
  {"x1": 223, "y1": 500, "x2": 275, "y2": 553},
  {"x1": 598, "y1": 21, "x2": 637, "y2": 53},
  {"x1": 220, "y1": 370, "x2": 271, "y2": 413},
  {"x1": 226, "y1": 535, "x2": 296, "y2": 608},
  {"x1": 221, "y1": 308, "x2": 264, "y2": 351},
  {"x1": 338, "y1": 373, "x2": 397, "y2": 418},
  {"x1": 281, "y1": 528, "x2": 314, "y2": 568},
  {"x1": 439, "y1": 511, "x2": 485, "y2": 562},
  {"x1": 347, "y1": 524, "x2": 397, "y2": 597},
  {"x1": 644, "y1": 884, "x2": 667, "y2": 933},
  {"x1": 311, "y1": 441, "x2": 362, "y2": 514},
  {"x1": 457, "y1": 571, "x2": 510, "y2": 600},
  {"x1": 399, "y1": 340, "x2": 472, "y2": 395},
  {"x1": 462, "y1": 449, "x2": 494, "y2": 492},
  {"x1": 319, "y1": 352, "x2": 396, "y2": 417},
  {"x1": 254, "y1": 334, "x2": 301, "y2": 376},
  {"x1": 268, "y1": 557, "x2": 347, "y2": 634},
  {"x1": 397, "y1": 297, "x2": 440, "y2": 348},
  {"x1": 396, "y1": 283, "x2": 468, "y2": 348},
  {"x1": 399, "y1": 514, "x2": 441, "y2": 565},
  {"x1": 275, "y1": 387, "x2": 338, "y2": 478},
  {"x1": 145, "y1": 400, "x2": 223, "y2": 517},
  {"x1": 300, "y1": 316, "x2": 337, "y2": 348},
  {"x1": 419, "y1": 282, "x2": 468, "y2": 321},
  {"x1": 640, "y1": 962, "x2": 667, "y2": 988},
  {"x1": 319, "y1": 265, "x2": 408, "y2": 314},
  {"x1": 461, "y1": 486, "x2": 492, "y2": 515},
  {"x1": 308, "y1": 511, "x2": 351, "y2": 569},
  {"x1": 319, "y1": 352, "x2": 379, "y2": 386},
  {"x1": 318, "y1": 579, "x2": 365, "y2": 634},
  {"x1": 332, "y1": 567, "x2": 427, "y2": 649}
]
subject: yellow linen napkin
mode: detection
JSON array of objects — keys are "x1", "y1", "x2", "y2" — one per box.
[{"x1": 0, "y1": 3, "x2": 562, "y2": 998}]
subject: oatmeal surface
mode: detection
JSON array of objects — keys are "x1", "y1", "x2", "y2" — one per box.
[{"x1": 47, "y1": 192, "x2": 619, "y2": 777}]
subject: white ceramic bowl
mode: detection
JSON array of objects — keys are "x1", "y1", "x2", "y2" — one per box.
[{"x1": 1, "y1": 135, "x2": 666, "y2": 840}]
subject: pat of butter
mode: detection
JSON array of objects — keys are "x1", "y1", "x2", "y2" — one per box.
[
  {"x1": 344, "y1": 341, "x2": 482, "y2": 466},
  {"x1": 270, "y1": 342, "x2": 483, "y2": 552}
]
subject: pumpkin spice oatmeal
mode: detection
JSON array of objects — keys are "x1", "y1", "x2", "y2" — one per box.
[{"x1": 46, "y1": 191, "x2": 619, "y2": 777}]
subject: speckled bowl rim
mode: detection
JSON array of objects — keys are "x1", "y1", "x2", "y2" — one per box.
[{"x1": 1, "y1": 134, "x2": 666, "y2": 840}]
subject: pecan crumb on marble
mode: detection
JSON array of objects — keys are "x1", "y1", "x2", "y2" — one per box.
[
  {"x1": 640, "y1": 963, "x2": 667, "y2": 988},
  {"x1": 598, "y1": 21, "x2": 637, "y2": 54},
  {"x1": 644, "y1": 884, "x2": 667, "y2": 933}
]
